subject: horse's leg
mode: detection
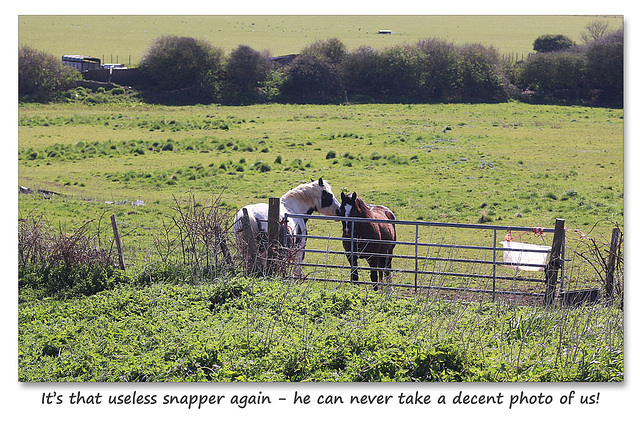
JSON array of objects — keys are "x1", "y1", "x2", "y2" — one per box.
[
  {"x1": 370, "y1": 258, "x2": 378, "y2": 283},
  {"x1": 370, "y1": 257, "x2": 380, "y2": 291},
  {"x1": 383, "y1": 255, "x2": 392, "y2": 283},
  {"x1": 347, "y1": 253, "x2": 359, "y2": 283}
]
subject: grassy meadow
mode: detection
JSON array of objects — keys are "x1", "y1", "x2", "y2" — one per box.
[{"x1": 18, "y1": 101, "x2": 623, "y2": 232}]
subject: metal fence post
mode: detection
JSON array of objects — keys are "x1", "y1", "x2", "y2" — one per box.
[
  {"x1": 544, "y1": 218, "x2": 565, "y2": 307},
  {"x1": 492, "y1": 229, "x2": 497, "y2": 302},
  {"x1": 414, "y1": 224, "x2": 419, "y2": 293}
]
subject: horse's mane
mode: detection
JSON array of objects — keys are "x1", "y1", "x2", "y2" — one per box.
[
  {"x1": 353, "y1": 193, "x2": 394, "y2": 220},
  {"x1": 353, "y1": 194, "x2": 369, "y2": 213},
  {"x1": 281, "y1": 180, "x2": 332, "y2": 210}
]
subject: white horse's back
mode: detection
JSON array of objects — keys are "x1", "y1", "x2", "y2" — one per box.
[{"x1": 233, "y1": 179, "x2": 340, "y2": 276}]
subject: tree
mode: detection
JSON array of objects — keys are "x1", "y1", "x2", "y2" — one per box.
[
  {"x1": 280, "y1": 54, "x2": 343, "y2": 101},
  {"x1": 19, "y1": 46, "x2": 80, "y2": 100},
  {"x1": 301, "y1": 38, "x2": 347, "y2": 65},
  {"x1": 533, "y1": 34, "x2": 575, "y2": 53},
  {"x1": 224, "y1": 45, "x2": 271, "y2": 103},
  {"x1": 457, "y1": 44, "x2": 508, "y2": 101},
  {"x1": 585, "y1": 29, "x2": 623, "y2": 107},
  {"x1": 139, "y1": 35, "x2": 224, "y2": 100},
  {"x1": 581, "y1": 21, "x2": 612, "y2": 44}
]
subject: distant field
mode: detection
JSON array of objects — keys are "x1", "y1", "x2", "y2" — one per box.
[{"x1": 18, "y1": 15, "x2": 623, "y2": 65}]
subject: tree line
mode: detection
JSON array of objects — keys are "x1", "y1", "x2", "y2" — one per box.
[{"x1": 19, "y1": 22, "x2": 623, "y2": 108}]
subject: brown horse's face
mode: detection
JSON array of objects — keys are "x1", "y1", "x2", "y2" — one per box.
[{"x1": 339, "y1": 192, "x2": 359, "y2": 235}]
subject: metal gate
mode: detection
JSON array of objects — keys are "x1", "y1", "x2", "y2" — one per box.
[{"x1": 283, "y1": 212, "x2": 565, "y2": 305}]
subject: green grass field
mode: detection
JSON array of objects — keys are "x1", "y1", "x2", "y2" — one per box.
[
  {"x1": 18, "y1": 15, "x2": 623, "y2": 65},
  {"x1": 18, "y1": 102, "x2": 623, "y2": 229}
]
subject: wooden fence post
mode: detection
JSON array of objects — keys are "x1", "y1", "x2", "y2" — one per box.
[
  {"x1": 110, "y1": 214, "x2": 126, "y2": 271},
  {"x1": 544, "y1": 218, "x2": 565, "y2": 307},
  {"x1": 604, "y1": 227, "x2": 621, "y2": 301},
  {"x1": 267, "y1": 197, "x2": 280, "y2": 273},
  {"x1": 240, "y1": 208, "x2": 258, "y2": 273}
]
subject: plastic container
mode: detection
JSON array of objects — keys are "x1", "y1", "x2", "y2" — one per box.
[{"x1": 500, "y1": 241, "x2": 551, "y2": 272}]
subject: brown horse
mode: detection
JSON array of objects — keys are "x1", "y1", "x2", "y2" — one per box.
[{"x1": 338, "y1": 192, "x2": 396, "y2": 290}]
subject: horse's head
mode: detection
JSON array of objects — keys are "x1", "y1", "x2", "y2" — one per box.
[
  {"x1": 315, "y1": 178, "x2": 341, "y2": 216},
  {"x1": 339, "y1": 191, "x2": 361, "y2": 236},
  {"x1": 281, "y1": 178, "x2": 341, "y2": 217}
]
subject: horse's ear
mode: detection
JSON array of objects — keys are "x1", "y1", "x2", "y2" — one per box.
[
  {"x1": 351, "y1": 192, "x2": 357, "y2": 201},
  {"x1": 318, "y1": 177, "x2": 324, "y2": 186},
  {"x1": 341, "y1": 192, "x2": 346, "y2": 201}
]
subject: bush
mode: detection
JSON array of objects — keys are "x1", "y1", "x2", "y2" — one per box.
[
  {"x1": 18, "y1": 214, "x2": 126, "y2": 298},
  {"x1": 301, "y1": 38, "x2": 347, "y2": 65},
  {"x1": 19, "y1": 46, "x2": 81, "y2": 100},
  {"x1": 375, "y1": 45, "x2": 423, "y2": 100},
  {"x1": 457, "y1": 43, "x2": 508, "y2": 102},
  {"x1": 139, "y1": 35, "x2": 224, "y2": 100},
  {"x1": 584, "y1": 29, "x2": 623, "y2": 107},
  {"x1": 533, "y1": 34, "x2": 575, "y2": 53},
  {"x1": 342, "y1": 46, "x2": 382, "y2": 99},
  {"x1": 516, "y1": 50, "x2": 588, "y2": 103},
  {"x1": 224, "y1": 45, "x2": 272, "y2": 104},
  {"x1": 280, "y1": 54, "x2": 343, "y2": 101},
  {"x1": 415, "y1": 38, "x2": 462, "y2": 101}
]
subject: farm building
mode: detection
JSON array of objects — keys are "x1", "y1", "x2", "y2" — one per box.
[
  {"x1": 268, "y1": 54, "x2": 298, "y2": 66},
  {"x1": 62, "y1": 55, "x2": 101, "y2": 72}
]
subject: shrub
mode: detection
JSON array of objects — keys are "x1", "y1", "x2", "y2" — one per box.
[
  {"x1": 516, "y1": 50, "x2": 588, "y2": 103},
  {"x1": 19, "y1": 46, "x2": 81, "y2": 100},
  {"x1": 139, "y1": 35, "x2": 224, "y2": 100},
  {"x1": 224, "y1": 45, "x2": 272, "y2": 104},
  {"x1": 533, "y1": 34, "x2": 575, "y2": 53},
  {"x1": 414, "y1": 38, "x2": 462, "y2": 101},
  {"x1": 457, "y1": 43, "x2": 508, "y2": 102},
  {"x1": 280, "y1": 54, "x2": 343, "y2": 101},
  {"x1": 342, "y1": 46, "x2": 382, "y2": 99},
  {"x1": 18, "y1": 214, "x2": 126, "y2": 298},
  {"x1": 301, "y1": 38, "x2": 347, "y2": 65},
  {"x1": 584, "y1": 29, "x2": 623, "y2": 107},
  {"x1": 373, "y1": 45, "x2": 423, "y2": 100}
]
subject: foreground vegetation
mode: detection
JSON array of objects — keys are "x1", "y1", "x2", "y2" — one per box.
[{"x1": 18, "y1": 273, "x2": 623, "y2": 382}]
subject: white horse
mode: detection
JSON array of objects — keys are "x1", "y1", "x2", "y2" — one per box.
[{"x1": 233, "y1": 178, "x2": 340, "y2": 276}]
